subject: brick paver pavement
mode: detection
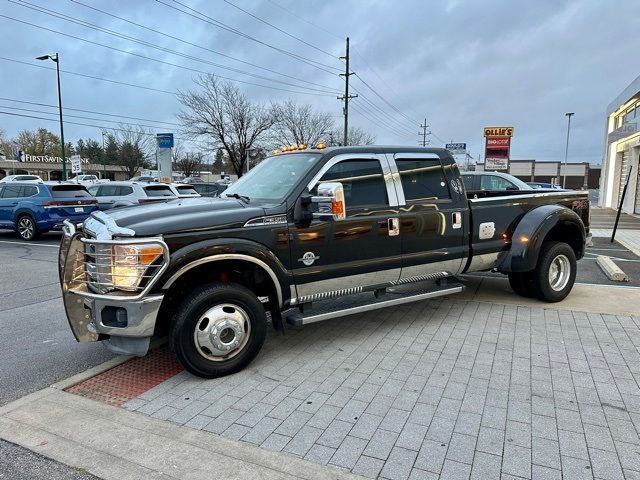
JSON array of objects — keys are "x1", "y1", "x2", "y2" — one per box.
[{"x1": 124, "y1": 298, "x2": 640, "y2": 479}]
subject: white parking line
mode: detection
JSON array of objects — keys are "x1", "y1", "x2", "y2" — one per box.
[{"x1": 0, "y1": 240, "x2": 58, "y2": 248}]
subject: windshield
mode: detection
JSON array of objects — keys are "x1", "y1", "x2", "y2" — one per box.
[{"x1": 223, "y1": 153, "x2": 322, "y2": 202}]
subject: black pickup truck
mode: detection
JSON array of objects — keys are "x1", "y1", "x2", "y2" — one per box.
[{"x1": 59, "y1": 146, "x2": 590, "y2": 378}]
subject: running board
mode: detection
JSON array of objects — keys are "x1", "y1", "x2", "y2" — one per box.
[{"x1": 285, "y1": 283, "x2": 464, "y2": 326}]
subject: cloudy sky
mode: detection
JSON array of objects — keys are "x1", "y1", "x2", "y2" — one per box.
[{"x1": 1, "y1": 0, "x2": 639, "y2": 164}]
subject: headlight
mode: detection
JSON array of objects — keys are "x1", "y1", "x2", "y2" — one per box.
[{"x1": 111, "y1": 244, "x2": 164, "y2": 291}]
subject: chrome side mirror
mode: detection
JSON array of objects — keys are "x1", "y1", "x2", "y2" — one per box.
[{"x1": 312, "y1": 182, "x2": 346, "y2": 221}]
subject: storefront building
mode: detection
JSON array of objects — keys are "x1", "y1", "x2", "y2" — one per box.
[
  {"x1": 0, "y1": 156, "x2": 129, "y2": 181},
  {"x1": 600, "y1": 73, "x2": 640, "y2": 214}
]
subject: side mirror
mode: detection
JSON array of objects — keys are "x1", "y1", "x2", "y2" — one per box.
[
  {"x1": 293, "y1": 182, "x2": 346, "y2": 227},
  {"x1": 313, "y1": 182, "x2": 346, "y2": 221}
]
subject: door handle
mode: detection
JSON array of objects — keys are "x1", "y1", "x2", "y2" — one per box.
[{"x1": 388, "y1": 217, "x2": 400, "y2": 236}]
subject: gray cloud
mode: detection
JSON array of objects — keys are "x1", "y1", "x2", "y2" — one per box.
[{"x1": 1, "y1": 0, "x2": 638, "y2": 164}]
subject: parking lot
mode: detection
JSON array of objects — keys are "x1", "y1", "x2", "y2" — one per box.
[{"x1": 2, "y1": 227, "x2": 640, "y2": 479}]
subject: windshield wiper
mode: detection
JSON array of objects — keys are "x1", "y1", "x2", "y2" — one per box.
[{"x1": 226, "y1": 193, "x2": 250, "y2": 204}]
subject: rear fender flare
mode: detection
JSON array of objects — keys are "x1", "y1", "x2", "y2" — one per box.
[{"x1": 498, "y1": 205, "x2": 585, "y2": 273}]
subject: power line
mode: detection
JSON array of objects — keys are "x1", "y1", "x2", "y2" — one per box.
[
  {"x1": 351, "y1": 86, "x2": 417, "y2": 133},
  {"x1": 6, "y1": 3, "x2": 340, "y2": 95},
  {"x1": 221, "y1": 0, "x2": 337, "y2": 59},
  {"x1": 0, "y1": 56, "x2": 175, "y2": 95},
  {"x1": 69, "y1": 0, "x2": 339, "y2": 92},
  {"x1": 0, "y1": 104, "x2": 173, "y2": 131},
  {"x1": 0, "y1": 97, "x2": 179, "y2": 127},
  {"x1": 156, "y1": 0, "x2": 342, "y2": 75},
  {"x1": 350, "y1": 103, "x2": 414, "y2": 141},
  {"x1": 352, "y1": 73, "x2": 419, "y2": 126},
  {"x1": 264, "y1": 0, "x2": 343, "y2": 40},
  {"x1": 0, "y1": 13, "x2": 336, "y2": 97}
]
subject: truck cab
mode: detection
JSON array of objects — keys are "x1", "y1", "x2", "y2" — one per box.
[{"x1": 59, "y1": 146, "x2": 589, "y2": 378}]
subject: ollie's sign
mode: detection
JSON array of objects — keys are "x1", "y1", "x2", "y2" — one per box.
[{"x1": 483, "y1": 126, "x2": 514, "y2": 171}]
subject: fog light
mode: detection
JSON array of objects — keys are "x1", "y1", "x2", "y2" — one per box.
[{"x1": 102, "y1": 306, "x2": 128, "y2": 328}]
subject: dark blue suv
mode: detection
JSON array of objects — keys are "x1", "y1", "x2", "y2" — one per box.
[{"x1": 0, "y1": 182, "x2": 98, "y2": 240}]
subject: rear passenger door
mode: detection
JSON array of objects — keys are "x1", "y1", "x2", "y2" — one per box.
[
  {"x1": 92, "y1": 185, "x2": 119, "y2": 210},
  {"x1": 390, "y1": 154, "x2": 469, "y2": 280}
]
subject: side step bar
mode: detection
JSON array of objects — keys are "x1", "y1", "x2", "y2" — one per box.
[{"x1": 286, "y1": 284, "x2": 464, "y2": 327}]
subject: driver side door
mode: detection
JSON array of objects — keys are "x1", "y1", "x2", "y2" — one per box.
[{"x1": 288, "y1": 154, "x2": 402, "y2": 304}]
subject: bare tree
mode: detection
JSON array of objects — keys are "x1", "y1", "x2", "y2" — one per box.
[
  {"x1": 176, "y1": 152, "x2": 202, "y2": 178},
  {"x1": 327, "y1": 126, "x2": 376, "y2": 146},
  {"x1": 178, "y1": 75, "x2": 275, "y2": 177},
  {"x1": 271, "y1": 100, "x2": 334, "y2": 147},
  {"x1": 114, "y1": 124, "x2": 153, "y2": 178},
  {"x1": 0, "y1": 129, "x2": 13, "y2": 158}
]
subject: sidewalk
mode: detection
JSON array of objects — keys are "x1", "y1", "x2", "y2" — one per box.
[
  {"x1": 0, "y1": 382, "x2": 362, "y2": 480},
  {"x1": 2, "y1": 282, "x2": 640, "y2": 480}
]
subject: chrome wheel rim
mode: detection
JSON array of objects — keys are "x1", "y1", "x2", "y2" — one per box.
[
  {"x1": 193, "y1": 303, "x2": 251, "y2": 362},
  {"x1": 549, "y1": 254, "x2": 570, "y2": 291},
  {"x1": 18, "y1": 218, "x2": 34, "y2": 239}
]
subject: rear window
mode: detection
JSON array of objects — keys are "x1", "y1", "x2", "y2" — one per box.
[
  {"x1": 118, "y1": 186, "x2": 134, "y2": 196},
  {"x1": 51, "y1": 186, "x2": 93, "y2": 198},
  {"x1": 15, "y1": 175, "x2": 39, "y2": 181},
  {"x1": 22, "y1": 186, "x2": 38, "y2": 197},
  {"x1": 144, "y1": 185, "x2": 175, "y2": 197},
  {"x1": 395, "y1": 158, "x2": 450, "y2": 200},
  {"x1": 176, "y1": 185, "x2": 198, "y2": 194},
  {"x1": 461, "y1": 175, "x2": 474, "y2": 190}
]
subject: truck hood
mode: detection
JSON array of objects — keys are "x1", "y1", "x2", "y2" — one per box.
[{"x1": 102, "y1": 197, "x2": 266, "y2": 236}]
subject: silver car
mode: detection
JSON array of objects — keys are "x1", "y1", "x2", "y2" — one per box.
[{"x1": 86, "y1": 181, "x2": 176, "y2": 210}]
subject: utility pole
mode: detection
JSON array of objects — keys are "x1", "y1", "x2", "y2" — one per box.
[
  {"x1": 419, "y1": 118, "x2": 431, "y2": 147},
  {"x1": 338, "y1": 37, "x2": 357, "y2": 146}
]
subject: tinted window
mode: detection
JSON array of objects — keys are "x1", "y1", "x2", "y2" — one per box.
[
  {"x1": 118, "y1": 186, "x2": 134, "y2": 196},
  {"x1": 87, "y1": 185, "x2": 99, "y2": 196},
  {"x1": 480, "y1": 175, "x2": 516, "y2": 191},
  {"x1": 176, "y1": 185, "x2": 198, "y2": 195},
  {"x1": 51, "y1": 186, "x2": 93, "y2": 198},
  {"x1": 396, "y1": 158, "x2": 450, "y2": 200},
  {"x1": 1, "y1": 185, "x2": 22, "y2": 198},
  {"x1": 98, "y1": 185, "x2": 120, "y2": 196},
  {"x1": 15, "y1": 176, "x2": 39, "y2": 181},
  {"x1": 461, "y1": 175, "x2": 474, "y2": 190},
  {"x1": 144, "y1": 186, "x2": 175, "y2": 197},
  {"x1": 22, "y1": 186, "x2": 38, "y2": 197},
  {"x1": 317, "y1": 159, "x2": 388, "y2": 208}
]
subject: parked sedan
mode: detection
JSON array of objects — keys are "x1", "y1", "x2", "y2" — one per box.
[
  {"x1": 0, "y1": 182, "x2": 97, "y2": 240},
  {"x1": 86, "y1": 181, "x2": 176, "y2": 210},
  {"x1": 190, "y1": 182, "x2": 227, "y2": 197}
]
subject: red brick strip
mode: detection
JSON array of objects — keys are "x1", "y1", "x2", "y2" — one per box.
[{"x1": 66, "y1": 346, "x2": 183, "y2": 406}]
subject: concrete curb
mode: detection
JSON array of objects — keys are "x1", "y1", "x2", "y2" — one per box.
[
  {"x1": 596, "y1": 255, "x2": 629, "y2": 282},
  {"x1": 0, "y1": 387, "x2": 364, "y2": 480}
]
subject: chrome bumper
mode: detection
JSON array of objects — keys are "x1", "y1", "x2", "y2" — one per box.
[{"x1": 59, "y1": 220, "x2": 166, "y2": 356}]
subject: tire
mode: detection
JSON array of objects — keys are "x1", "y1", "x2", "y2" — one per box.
[
  {"x1": 508, "y1": 272, "x2": 536, "y2": 298},
  {"x1": 530, "y1": 241, "x2": 577, "y2": 302},
  {"x1": 170, "y1": 282, "x2": 267, "y2": 378},
  {"x1": 16, "y1": 214, "x2": 39, "y2": 241}
]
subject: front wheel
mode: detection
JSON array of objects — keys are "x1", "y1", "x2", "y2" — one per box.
[
  {"x1": 531, "y1": 241, "x2": 577, "y2": 302},
  {"x1": 170, "y1": 282, "x2": 267, "y2": 378}
]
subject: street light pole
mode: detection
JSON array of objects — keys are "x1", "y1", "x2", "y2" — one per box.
[
  {"x1": 562, "y1": 112, "x2": 574, "y2": 189},
  {"x1": 101, "y1": 131, "x2": 106, "y2": 179},
  {"x1": 37, "y1": 53, "x2": 67, "y2": 180}
]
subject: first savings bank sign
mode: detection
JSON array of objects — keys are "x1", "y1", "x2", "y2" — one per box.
[{"x1": 22, "y1": 153, "x2": 89, "y2": 164}]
